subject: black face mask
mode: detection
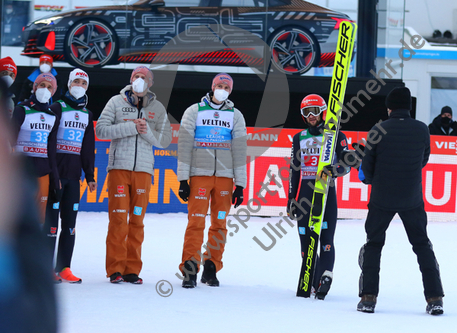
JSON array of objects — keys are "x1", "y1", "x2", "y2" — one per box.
[{"x1": 441, "y1": 116, "x2": 452, "y2": 126}]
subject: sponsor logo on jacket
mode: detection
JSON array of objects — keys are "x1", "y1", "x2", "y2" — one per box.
[
  {"x1": 136, "y1": 189, "x2": 146, "y2": 195},
  {"x1": 122, "y1": 107, "x2": 137, "y2": 113}
]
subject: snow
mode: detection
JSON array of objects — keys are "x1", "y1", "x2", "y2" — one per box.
[{"x1": 57, "y1": 212, "x2": 455, "y2": 333}]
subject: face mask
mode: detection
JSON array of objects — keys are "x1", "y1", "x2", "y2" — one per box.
[
  {"x1": 441, "y1": 117, "x2": 452, "y2": 125},
  {"x1": 70, "y1": 86, "x2": 86, "y2": 99},
  {"x1": 40, "y1": 63, "x2": 51, "y2": 73},
  {"x1": 1, "y1": 75, "x2": 14, "y2": 88},
  {"x1": 132, "y1": 78, "x2": 147, "y2": 94},
  {"x1": 36, "y1": 87, "x2": 52, "y2": 103},
  {"x1": 214, "y1": 89, "x2": 229, "y2": 102},
  {"x1": 6, "y1": 8, "x2": 13, "y2": 15}
]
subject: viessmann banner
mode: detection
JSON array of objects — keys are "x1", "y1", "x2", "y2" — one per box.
[{"x1": 79, "y1": 124, "x2": 457, "y2": 222}]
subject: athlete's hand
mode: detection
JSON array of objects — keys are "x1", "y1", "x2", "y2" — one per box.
[
  {"x1": 322, "y1": 164, "x2": 338, "y2": 178},
  {"x1": 88, "y1": 181, "x2": 97, "y2": 193},
  {"x1": 134, "y1": 118, "x2": 148, "y2": 134},
  {"x1": 287, "y1": 199, "x2": 298, "y2": 220},
  {"x1": 232, "y1": 186, "x2": 244, "y2": 208},
  {"x1": 179, "y1": 180, "x2": 190, "y2": 202}
]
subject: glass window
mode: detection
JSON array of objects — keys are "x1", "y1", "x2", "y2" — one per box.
[
  {"x1": 2, "y1": 0, "x2": 32, "y2": 46},
  {"x1": 430, "y1": 77, "x2": 457, "y2": 119}
]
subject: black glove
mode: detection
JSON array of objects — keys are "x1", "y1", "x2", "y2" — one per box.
[
  {"x1": 48, "y1": 188, "x2": 62, "y2": 203},
  {"x1": 322, "y1": 164, "x2": 338, "y2": 178},
  {"x1": 232, "y1": 186, "x2": 244, "y2": 208},
  {"x1": 287, "y1": 199, "x2": 298, "y2": 220},
  {"x1": 341, "y1": 149, "x2": 361, "y2": 169},
  {"x1": 179, "y1": 180, "x2": 190, "y2": 202}
]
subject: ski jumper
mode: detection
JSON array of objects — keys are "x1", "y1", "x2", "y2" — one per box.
[
  {"x1": 96, "y1": 85, "x2": 172, "y2": 277},
  {"x1": 11, "y1": 97, "x2": 59, "y2": 223},
  {"x1": 289, "y1": 127, "x2": 348, "y2": 289},
  {"x1": 177, "y1": 94, "x2": 247, "y2": 273},
  {"x1": 44, "y1": 93, "x2": 95, "y2": 271}
]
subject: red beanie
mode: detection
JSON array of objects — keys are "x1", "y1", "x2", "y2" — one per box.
[
  {"x1": 33, "y1": 73, "x2": 57, "y2": 95},
  {"x1": 130, "y1": 66, "x2": 154, "y2": 88},
  {"x1": 0, "y1": 57, "x2": 17, "y2": 77},
  {"x1": 39, "y1": 54, "x2": 53, "y2": 64},
  {"x1": 212, "y1": 73, "x2": 233, "y2": 93}
]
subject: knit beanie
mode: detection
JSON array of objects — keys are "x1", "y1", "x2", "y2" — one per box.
[
  {"x1": 385, "y1": 87, "x2": 411, "y2": 110},
  {"x1": 68, "y1": 68, "x2": 89, "y2": 89},
  {"x1": 441, "y1": 106, "x2": 452, "y2": 116},
  {"x1": 0, "y1": 57, "x2": 17, "y2": 77},
  {"x1": 33, "y1": 73, "x2": 57, "y2": 95},
  {"x1": 212, "y1": 73, "x2": 233, "y2": 93}
]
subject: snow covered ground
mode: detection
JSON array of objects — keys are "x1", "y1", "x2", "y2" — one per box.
[{"x1": 56, "y1": 212, "x2": 455, "y2": 333}]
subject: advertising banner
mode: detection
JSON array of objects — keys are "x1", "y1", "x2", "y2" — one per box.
[{"x1": 79, "y1": 124, "x2": 457, "y2": 221}]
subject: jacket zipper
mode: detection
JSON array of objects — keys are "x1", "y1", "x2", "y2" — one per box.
[
  {"x1": 133, "y1": 100, "x2": 142, "y2": 171},
  {"x1": 213, "y1": 150, "x2": 217, "y2": 176}
]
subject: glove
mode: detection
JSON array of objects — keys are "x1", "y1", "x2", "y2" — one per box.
[
  {"x1": 232, "y1": 186, "x2": 244, "y2": 208},
  {"x1": 322, "y1": 164, "x2": 338, "y2": 178},
  {"x1": 179, "y1": 180, "x2": 190, "y2": 202},
  {"x1": 287, "y1": 199, "x2": 298, "y2": 220},
  {"x1": 341, "y1": 149, "x2": 361, "y2": 169},
  {"x1": 48, "y1": 188, "x2": 62, "y2": 203}
]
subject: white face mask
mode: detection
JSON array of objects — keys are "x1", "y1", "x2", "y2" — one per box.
[
  {"x1": 1, "y1": 75, "x2": 14, "y2": 88},
  {"x1": 6, "y1": 8, "x2": 13, "y2": 15},
  {"x1": 132, "y1": 78, "x2": 147, "y2": 94},
  {"x1": 36, "y1": 87, "x2": 52, "y2": 103},
  {"x1": 70, "y1": 86, "x2": 86, "y2": 99},
  {"x1": 40, "y1": 63, "x2": 51, "y2": 73},
  {"x1": 214, "y1": 89, "x2": 229, "y2": 102}
]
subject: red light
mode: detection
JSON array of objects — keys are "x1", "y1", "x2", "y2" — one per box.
[
  {"x1": 331, "y1": 17, "x2": 352, "y2": 30},
  {"x1": 45, "y1": 31, "x2": 56, "y2": 51}
]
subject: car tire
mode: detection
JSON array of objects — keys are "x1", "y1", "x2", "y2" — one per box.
[
  {"x1": 64, "y1": 20, "x2": 118, "y2": 68},
  {"x1": 268, "y1": 26, "x2": 320, "y2": 75}
]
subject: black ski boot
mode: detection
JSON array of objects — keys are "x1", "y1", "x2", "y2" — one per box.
[
  {"x1": 357, "y1": 294, "x2": 377, "y2": 313},
  {"x1": 315, "y1": 270, "x2": 333, "y2": 300},
  {"x1": 182, "y1": 260, "x2": 197, "y2": 289},
  {"x1": 426, "y1": 297, "x2": 444, "y2": 315},
  {"x1": 201, "y1": 260, "x2": 219, "y2": 287}
]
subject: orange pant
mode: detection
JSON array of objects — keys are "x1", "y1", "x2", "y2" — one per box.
[
  {"x1": 106, "y1": 169, "x2": 151, "y2": 277},
  {"x1": 180, "y1": 176, "x2": 234, "y2": 273},
  {"x1": 37, "y1": 175, "x2": 49, "y2": 224}
]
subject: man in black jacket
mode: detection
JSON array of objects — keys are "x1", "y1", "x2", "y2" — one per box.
[
  {"x1": 357, "y1": 87, "x2": 444, "y2": 315},
  {"x1": 428, "y1": 106, "x2": 457, "y2": 136}
]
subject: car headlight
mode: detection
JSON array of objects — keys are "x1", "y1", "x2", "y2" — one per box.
[{"x1": 34, "y1": 16, "x2": 63, "y2": 25}]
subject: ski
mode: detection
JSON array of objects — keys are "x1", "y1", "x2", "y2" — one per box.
[{"x1": 296, "y1": 20, "x2": 357, "y2": 298}]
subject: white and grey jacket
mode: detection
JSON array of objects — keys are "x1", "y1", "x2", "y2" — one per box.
[
  {"x1": 96, "y1": 85, "x2": 172, "y2": 175},
  {"x1": 177, "y1": 94, "x2": 247, "y2": 188}
]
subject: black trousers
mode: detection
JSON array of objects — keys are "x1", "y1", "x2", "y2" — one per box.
[
  {"x1": 295, "y1": 179, "x2": 338, "y2": 288},
  {"x1": 44, "y1": 178, "x2": 80, "y2": 272},
  {"x1": 359, "y1": 203, "x2": 444, "y2": 299}
]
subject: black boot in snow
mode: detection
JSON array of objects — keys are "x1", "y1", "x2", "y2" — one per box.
[
  {"x1": 182, "y1": 260, "x2": 197, "y2": 289},
  {"x1": 201, "y1": 260, "x2": 219, "y2": 287}
]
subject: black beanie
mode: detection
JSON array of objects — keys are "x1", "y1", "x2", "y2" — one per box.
[
  {"x1": 385, "y1": 87, "x2": 411, "y2": 110},
  {"x1": 441, "y1": 106, "x2": 452, "y2": 116}
]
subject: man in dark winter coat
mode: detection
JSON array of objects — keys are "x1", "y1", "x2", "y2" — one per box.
[
  {"x1": 428, "y1": 106, "x2": 457, "y2": 136},
  {"x1": 357, "y1": 87, "x2": 444, "y2": 315}
]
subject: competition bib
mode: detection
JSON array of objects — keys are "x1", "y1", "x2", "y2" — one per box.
[
  {"x1": 299, "y1": 130, "x2": 322, "y2": 179},
  {"x1": 56, "y1": 101, "x2": 89, "y2": 155},
  {"x1": 15, "y1": 106, "x2": 56, "y2": 158},
  {"x1": 194, "y1": 102, "x2": 234, "y2": 150}
]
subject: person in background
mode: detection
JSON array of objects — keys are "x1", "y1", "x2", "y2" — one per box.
[
  {"x1": 11, "y1": 73, "x2": 60, "y2": 224},
  {"x1": 0, "y1": 56, "x2": 17, "y2": 117},
  {"x1": 357, "y1": 87, "x2": 444, "y2": 315},
  {"x1": 19, "y1": 54, "x2": 62, "y2": 102},
  {"x1": 2, "y1": 1, "x2": 23, "y2": 46},
  {"x1": 428, "y1": 106, "x2": 457, "y2": 136},
  {"x1": 96, "y1": 66, "x2": 172, "y2": 284},
  {"x1": 177, "y1": 73, "x2": 247, "y2": 289},
  {"x1": 44, "y1": 69, "x2": 96, "y2": 284}
]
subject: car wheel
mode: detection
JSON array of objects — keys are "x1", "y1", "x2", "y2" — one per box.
[
  {"x1": 64, "y1": 20, "x2": 117, "y2": 68},
  {"x1": 269, "y1": 27, "x2": 320, "y2": 75}
]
